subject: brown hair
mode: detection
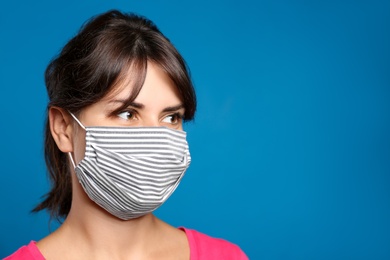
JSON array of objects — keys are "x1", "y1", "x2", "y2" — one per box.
[{"x1": 33, "y1": 10, "x2": 196, "y2": 220}]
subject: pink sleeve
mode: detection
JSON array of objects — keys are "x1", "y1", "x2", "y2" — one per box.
[
  {"x1": 181, "y1": 228, "x2": 248, "y2": 260},
  {"x1": 4, "y1": 241, "x2": 45, "y2": 260}
]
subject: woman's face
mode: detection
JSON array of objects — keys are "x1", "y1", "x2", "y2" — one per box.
[{"x1": 72, "y1": 61, "x2": 185, "y2": 164}]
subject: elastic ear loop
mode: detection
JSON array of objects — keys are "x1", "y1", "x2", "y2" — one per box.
[
  {"x1": 68, "y1": 152, "x2": 77, "y2": 169},
  {"x1": 67, "y1": 112, "x2": 86, "y2": 169},
  {"x1": 68, "y1": 112, "x2": 86, "y2": 130}
]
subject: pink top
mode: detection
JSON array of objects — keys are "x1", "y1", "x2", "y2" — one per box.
[
  {"x1": 4, "y1": 241, "x2": 43, "y2": 260},
  {"x1": 4, "y1": 228, "x2": 248, "y2": 260},
  {"x1": 180, "y1": 228, "x2": 248, "y2": 260}
]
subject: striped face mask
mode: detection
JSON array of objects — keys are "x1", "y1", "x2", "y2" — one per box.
[{"x1": 68, "y1": 113, "x2": 191, "y2": 220}]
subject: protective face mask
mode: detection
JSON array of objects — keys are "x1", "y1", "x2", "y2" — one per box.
[{"x1": 68, "y1": 113, "x2": 191, "y2": 220}]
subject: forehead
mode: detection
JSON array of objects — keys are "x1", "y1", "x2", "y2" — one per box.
[{"x1": 103, "y1": 61, "x2": 182, "y2": 105}]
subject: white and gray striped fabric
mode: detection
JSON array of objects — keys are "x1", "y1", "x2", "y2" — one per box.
[{"x1": 74, "y1": 126, "x2": 191, "y2": 220}]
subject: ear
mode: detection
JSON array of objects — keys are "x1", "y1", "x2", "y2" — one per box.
[{"x1": 49, "y1": 107, "x2": 74, "y2": 153}]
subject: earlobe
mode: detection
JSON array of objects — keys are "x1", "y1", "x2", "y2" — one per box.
[{"x1": 49, "y1": 107, "x2": 74, "y2": 153}]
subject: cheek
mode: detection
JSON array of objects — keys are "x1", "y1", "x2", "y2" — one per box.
[{"x1": 73, "y1": 130, "x2": 87, "y2": 165}]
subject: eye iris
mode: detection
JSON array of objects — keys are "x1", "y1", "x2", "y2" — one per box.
[
  {"x1": 171, "y1": 114, "x2": 179, "y2": 124},
  {"x1": 127, "y1": 112, "x2": 133, "y2": 119},
  {"x1": 118, "y1": 111, "x2": 133, "y2": 120}
]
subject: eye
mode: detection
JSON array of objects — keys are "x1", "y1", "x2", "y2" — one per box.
[
  {"x1": 162, "y1": 113, "x2": 182, "y2": 125},
  {"x1": 117, "y1": 110, "x2": 135, "y2": 121}
]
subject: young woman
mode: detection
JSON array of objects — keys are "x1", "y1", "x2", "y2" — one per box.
[{"x1": 5, "y1": 10, "x2": 248, "y2": 260}]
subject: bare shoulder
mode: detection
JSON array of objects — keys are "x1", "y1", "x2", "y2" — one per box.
[
  {"x1": 35, "y1": 226, "x2": 78, "y2": 260},
  {"x1": 182, "y1": 228, "x2": 248, "y2": 260},
  {"x1": 151, "y1": 219, "x2": 190, "y2": 259}
]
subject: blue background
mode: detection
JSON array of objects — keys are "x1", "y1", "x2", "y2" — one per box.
[{"x1": 1, "y1": 1, "x2": 389, "y2": 259}]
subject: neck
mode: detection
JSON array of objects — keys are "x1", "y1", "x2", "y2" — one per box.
[
  {"x1": 37, "y1": 170, "x2": 189, "y2": 260},
  {"x1": 63, "y1": 210, "x2": 159, "y2": 254},
  {"x1": 53, "y1": 178, "x2": 165, "y2": 259}
]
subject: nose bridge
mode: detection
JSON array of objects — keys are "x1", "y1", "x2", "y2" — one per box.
[{"x1": 141, "y1": 115, "x2": 160, "y2": 127}]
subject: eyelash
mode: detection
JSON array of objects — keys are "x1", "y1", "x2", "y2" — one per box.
[
  {"x1": 163, "y1": 112, "x2": 183, "y2": 125},
  {"x1": 115, "y1": 110, "x2": 184, "y2": 125},
  {"x1": 116, "y1": 109, "x2": 137, "y2": 121}
]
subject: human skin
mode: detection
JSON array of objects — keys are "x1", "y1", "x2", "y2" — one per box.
[{"x1": 37, "y1": 62, "x2": 190, "y2": 260}]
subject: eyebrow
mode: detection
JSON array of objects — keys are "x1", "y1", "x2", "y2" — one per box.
[
  {"x1": 108, "y1": 100, "x2": 144, "y2": 109},
  {"x1": 162, "y1": 104, "x2": 185, "y2": 113},
  {"x1": 109, "y1": 100, "x2": 184, "y2": 112}
]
